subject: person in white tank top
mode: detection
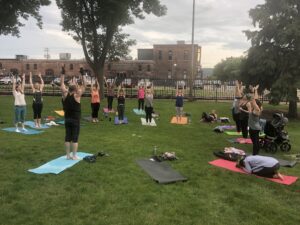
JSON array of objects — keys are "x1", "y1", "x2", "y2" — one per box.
[{"x1": 12, "y1": 74, "x2": 27, "y2": 132}]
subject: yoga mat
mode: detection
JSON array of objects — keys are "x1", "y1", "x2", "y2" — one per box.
[
  {"x1": 55, "y1": 120, "x2": 65, "y2": 125},
  {"x1": 170, "y1": 116, "x2": 188, "y2": 124},
  {"x1": 133, "y1": 108, "x2": 146, "y2": 115},
  {"x1": 220, "y1": 125, "x2": 235, "y2": 130},
  {"x1": 24, "y1": 121, "x2": 50, "y2": 129},
  {"x1": 276, "y1": 159, "x2": 297, "y2": 168},
  {"x1": 2, "y1": 127, "x2": 44, "y2": 135},
  {"x1": 114, "y1": 117, "x2": 128, "y2": 125},
  {"x1": 55, "y1": 110, "x2": 64, "y2": 117},
  {"x1": 141, "y1": 118, "x2": 157, "y2": 126},
  {"x1": 224, "y1": 131, "x2": 241, "y2": 136},
  {"x1": 136, "y1": 159, "x2": 187, "y2": 184},
  {"x1": 82, "y1": 116, "x2": 92, "y2": 122},
  {"x1": 209, "y1": 159, "x2": 298, "y2": 185},
  {"x1": 28, "y1": 152, "x2": 92, "y2": 174},
  {"x1": 103, "y1": 108, "x2": 115, "y2": 113}
]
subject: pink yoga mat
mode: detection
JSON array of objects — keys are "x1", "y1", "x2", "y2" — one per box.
[
  {"x1": 236, "y1": 138, "x2": 252, "y2": 144},
  {"x1": 209, "y1": 159, "x2": 298, "y2": 185}
]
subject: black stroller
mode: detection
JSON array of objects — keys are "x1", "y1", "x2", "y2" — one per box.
[{"x1": 259, "y1": 113, "x2": 291, "y2": 153}]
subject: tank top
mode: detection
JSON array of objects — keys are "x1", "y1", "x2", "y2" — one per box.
[
  {"x1": 118, "y1": 95, "x2": 125, "y2": 105},
  {"x1": 91, "y1": 90, "x2": 100, "y2": 103},
  {"x1": 33, "y1": 91, "x2": 43, "y2": 104},
  {"x1": 64, "y1": 93, "x2": 81, "y2": 120},
  {"x1": 175, "y1": 95, "x2": 184, "y2": 107},
  {"x1": 107, "y1": 87, "x2": 114, "y2": 97},
  {"x1": 248, "y1": 112, "x2": 262, "y2": 131},
  {"x1": 239, "y1": 101, "x2": 249, "y2": 120},
  {"x1": 13, "y1": 90, "x2": 26, "y2": 106},
  {"x1": 145, "y1": 94, "x2": 153, "y2": 107}
]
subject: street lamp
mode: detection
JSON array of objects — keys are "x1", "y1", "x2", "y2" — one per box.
[{"x1": 172, "y1": 63, "x2": 177, "y2": 79}]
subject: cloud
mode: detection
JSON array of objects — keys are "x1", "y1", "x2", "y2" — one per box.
[{"x1": 0, "y1": 0, "x2": 265, "y2": 67}]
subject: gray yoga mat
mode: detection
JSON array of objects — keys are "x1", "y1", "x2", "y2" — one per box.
[
  {"x1": 136, "y1": 159, "x2": 187, "y2": 184},
  {"x1": 277, "y1": 159, "x2": 297, "y2": 168}
]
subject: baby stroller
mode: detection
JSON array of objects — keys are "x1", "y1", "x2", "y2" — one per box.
[{"x1": 259, "y1": 113, "x2": 291, "y2": 153}]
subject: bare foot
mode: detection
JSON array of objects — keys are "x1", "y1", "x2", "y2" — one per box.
[
  {"x1": 66, "y1": 155, "x2": 72, "y2": 160},
  {"x1": 72, "y1": 155, "x2": 79, "y2": 160},
  {"x1": 274, "y1": 173, "x2": 284, "y2": 180}
]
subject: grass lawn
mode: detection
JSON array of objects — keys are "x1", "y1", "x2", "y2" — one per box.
[{"x1": 0, "y1": 95, "x2": 300, "y2": 225}]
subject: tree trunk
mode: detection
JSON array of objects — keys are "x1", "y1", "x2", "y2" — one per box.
[
  {"x1": 93, "y1": 65, "x2": 105, "y2": 100},
  {"x1": 288, "y1": 88, "x2": 298, "y2": 118}
]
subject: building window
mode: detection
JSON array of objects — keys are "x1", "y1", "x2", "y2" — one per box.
[
  {"x1": 138, "y1": 64, "x2": 142, "y2": 71},
  {"x1": 158, "y1": 50, "x2": 162, "y2": 60},
  {"x1": 147, "y1": 65, "x2": 151, "y2": 72},
  {"x1": 69, "y1": 64, "x2": 73, "y2": 70},
  {"x1": 168, "y1": 50, "x2": 173, "y2": 60},
  {"x1": 184, "y1": 50, "x2": 189, "y2": 60},
  {"x1": 26, "y1": 64, "x2": 30, "y2": 70},
  {"x1": 34, "y1": 64, "x2": 37, "y2": 70}
]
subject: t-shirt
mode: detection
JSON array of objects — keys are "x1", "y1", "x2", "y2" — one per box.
[
  {"x1": 138, "y1": 88, "x2": 145, "y2": 99},
  {"x1": 243, "y1": 155, "x2": 279, "y2": 173}
]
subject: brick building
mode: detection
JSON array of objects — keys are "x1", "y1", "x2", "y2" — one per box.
[{"x1": 0, "y1": 41, "x2": 201, "y2": 81}]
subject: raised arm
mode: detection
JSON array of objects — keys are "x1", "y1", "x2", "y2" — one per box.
[
  {"x1": 29, "y1": 72, "x2": 34, "y2": 91},
  {"x1": 20, "y1": 73, "x2": 25, "y2": 92},
  {"x1": 39, "y1": 72, "x2": 44, "y2": 91},
  {"x1": 12, "y1": 74, "x2": 16, "y2": 92},
  {"x1": 60, "y1": 66, "x2": 68, "y2": 95},
  {"x1": 253, "y1": 84, "x2": 259, "y2": 100},
  {"x1": 251, "y1": 99, "x2": 262, "y2": 116},
  {"x1": 76, "y1": 73, "x2": 86, "y2": 96}
]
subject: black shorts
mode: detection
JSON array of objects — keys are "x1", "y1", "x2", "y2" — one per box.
[
  {"x1": 65, "y1": 118, "x2": 80, "y2": 142},
  {"x1": 253, "y1": 163, "x2": 280, "y2": 178}
]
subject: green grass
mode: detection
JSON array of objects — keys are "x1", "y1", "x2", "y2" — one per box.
[{"x1": 0, "y1": 96, "x2": 300, "y2": 225}]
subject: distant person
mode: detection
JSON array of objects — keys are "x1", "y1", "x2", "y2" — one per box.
[
  {"x1": 60, "y1": 67, "x2": 86, "y2": 160},
  {"x1": 29, "y1": 72, "x2": 44, "y2": 128},
  {"x1": 104, "y1": 76, "x2": 116, "y2": 111},
  {"x1": 90, "y1": 78, "x2": 100, "y2": 123},
  {"x1": 201, "y1": 110, "x2": 217, "y2": 123},
  {"x1": 12, "y1": 73, "x2": 27, "y2": 132},
  {"x1": 237, "y1": 155, "x2": 283, "y2": 180},
  {"x1": 117, "y1": 84, "x2": 126, "y2": 124},
  {"x1": 232, "y1": 80, "x2": 243, "y2": 133},
  {"x1": 137, "y1": 85, "x2": 145, "y2": 111},
  {"x1": 175, "y1": 83, "x2": 184, "y2": 123},
  {"x1": 144, "y1": 83, "x2": 154, "y2": 124}
]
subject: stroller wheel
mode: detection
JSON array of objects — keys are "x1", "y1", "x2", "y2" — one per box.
[
  {"x1": 280, "y1": 142, "x2": 291, "y2": 152},
  {"x1": 267, "y1": 142, "x2": 277, "y2": 153},
  {"x1": 259, "y1": 139, "x2": 265, "y2": 149}
]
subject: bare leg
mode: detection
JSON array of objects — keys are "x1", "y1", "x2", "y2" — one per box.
[
  {"x1": 273, "y1": 172, "x2": 284, "y2": 180},
  {"x1": 37, "y1": 118, "x2": 41, "y2": 127},
  {"x1": 65, "y1": 142, "x2": 72, "y2": 159},
  {"x1": 71, "y1": 142, "x2": 78, "y2": 160},
  {"x1": 34, "y1": 119, "x2": 38, "y2": 127}
]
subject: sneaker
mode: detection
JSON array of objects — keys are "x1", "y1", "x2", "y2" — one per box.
[{"x1": 15, "y1": 128, "x2": 21, "y2": 133}]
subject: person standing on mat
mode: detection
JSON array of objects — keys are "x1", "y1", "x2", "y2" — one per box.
[
  {"x1": 239, "y1": 93, "x2": 251, "y2": 138},
  {"x1": 137, "y1": 85, "x2": 145, "y2": 111},
  {"x1": 232, "y1": 80, "x2": 243, "y2": 133},
  {"x1": 104, "y1": 76, "x2": 116, "y2": 111},
  {"x1": 60, "y1": 67, "x2": 86, "y2": 160},
  {"x1": 90, "y1": 78, "x2": 100, "y2": 123},
  {"x1": 117, "y1": 83, "x2": 126, "y2": 124},
  {"x1": 29, "y1": 72, "x2": 44, "y2": 128},
  {"x1": 145, "y1": 83, "x2": 154, "y2": 124},
  {"x1": 175, "y1": 82, "x2": 184, "y2": 123},
  {"x1": 237, "y1": 155, "x2": 283, "y2": 180},
  {"x1": 12, "y1": 73, "x2": 27, "y2": 132}
]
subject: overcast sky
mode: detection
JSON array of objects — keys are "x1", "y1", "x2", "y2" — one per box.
[{"x1": 0, "y1": 0, "x2": 264, "y2": 68}]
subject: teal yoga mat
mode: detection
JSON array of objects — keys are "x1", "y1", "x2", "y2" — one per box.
[
  {"x1": 28, "y1": 152, "x2": 92, "y2": 174},
  {"x1": 133, "y1": 108, "x2": 145, "y2": 115},
  {"x1": 24, "y1": 121, "x2": 49, "y2": 129},
  {"x1": 2, "y1": 127, "x2": 44, "y2": 135}
]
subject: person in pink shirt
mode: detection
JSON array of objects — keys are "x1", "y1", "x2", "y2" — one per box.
[
  {"x1": 137, "y1": 85, "x2": 145, "y2": 111},
  {"x1": 90, "y1": 79, "x2": 100, "y2": 122}
]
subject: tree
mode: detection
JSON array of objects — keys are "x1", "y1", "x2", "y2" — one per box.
[
  {"x1": 55, "y1": 0, "x2": 167, "y2": 97},
  {"x1": 0, "y1": 0, "x2": 51, "y2": 37},
  {"x1": 241, "y1": 0, "x2": 300, "y2": 118},
  {"x1": 213, "y1": 57, "x2": 243, "y2": 82}
]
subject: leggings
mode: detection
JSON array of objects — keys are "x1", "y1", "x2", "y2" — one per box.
[
  {"x1": 65, "y1": 118, "x2": 80, "y2": 143},
  {"x1": 253, "y1": 163, "x2": 280, "y2": 178},
  {"x1": 32, "y1": 103, "x2": 43, "y2": 119},
  {"x1": 145, "y1": 106, "x2": 153, "y2": 123},
  {"x1": 138, "y1": 99, "x2": 144, "y2": 110},
  {"x1": 232, "y1": 109, "x2": 241, "y2": 132},
  {"x1": 107, "y1": 96, "x2": 113, "y2": 110},
  {"x1": 249, "y1": 128, "x2": 260, "y2": 155},
  {"x1": 91, "y1": 103, "x2": 100, "y2": 118},
  {"x1": 118, "y1": 104, "x2": 125, "y2": 120},
  {"x1": 240, "y1": 118, "x2": 248, "y2": 138}
]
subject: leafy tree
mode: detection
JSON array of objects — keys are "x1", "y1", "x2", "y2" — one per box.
[
  {"x1": 0, "y1": 0, "x2": 51, "y2": 37},
  {"x1": 55, "y1": 0, "x2": 167, "y2": 96},
  {"x1": 213, "y1": 57, "x2": 243, "y2": 82},
  {"x1": 241, "y1": 0, "x2": 300, "y2": 118}
]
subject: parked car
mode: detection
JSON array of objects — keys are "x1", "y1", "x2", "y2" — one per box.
[
  {"x1": 0, "y1": 76, "x2": 20, "y2": 85},
  {"x1": 193, "y1": 80, "x2": 204, "y2": 89}
]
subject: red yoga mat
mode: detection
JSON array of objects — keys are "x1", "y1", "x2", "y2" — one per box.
[
  {"x1": 209, "y1": 159, "x2": 298, "y2": 185},
  {"x1": 236, "y1": 138, "x2": 252, "y2": 144}
]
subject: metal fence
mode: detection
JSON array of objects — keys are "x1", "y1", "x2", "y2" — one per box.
[{"x1": 0, "y1": 78, "x2": 271, "y2": 101}]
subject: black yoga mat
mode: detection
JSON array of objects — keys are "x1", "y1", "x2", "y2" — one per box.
[
  {"x1": 136, "y1": 159, "x2": 187, "y2": 184},
  {"x1": 277, "y1": 159, "x2": 297, "y2": 168}
]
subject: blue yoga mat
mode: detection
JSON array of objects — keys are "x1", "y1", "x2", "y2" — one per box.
[
  {"x1": 55, "y1": 120, "x2": 65, "y2": 125},
  {"x1": 133, "y1": 108, "x2": 145, "y2": 115},
  {"x1": 2, "y1": 127, "x2": 44, "y2": 135},
  {"x1": 24, "y1": 121, "x2": 49, "y2": 129},
  {"x1": 114, "y1": 117, "x2": 128, "y2": 125},
  {"x1": 28, "y1": 152, "x2": 92, "y2": 174}
]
